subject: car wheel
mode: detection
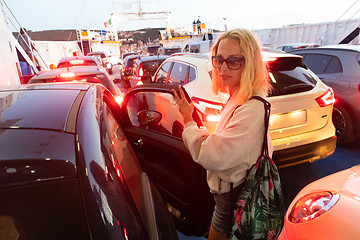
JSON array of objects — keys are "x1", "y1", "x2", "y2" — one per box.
[{"x1": 332, "y1": 105, "x2": 355, "y2": 145}]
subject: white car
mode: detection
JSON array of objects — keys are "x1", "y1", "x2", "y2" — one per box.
[
  {"x1": 152, "y1": 51, "x2": 337, "y2": 168},
  {"x1": 279, "y1": 164, "x2": 360, "y2": 239}
]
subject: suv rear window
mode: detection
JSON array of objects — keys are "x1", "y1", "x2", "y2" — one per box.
[
  {"x1": 147, "y1": 46, "x2": 160, "y2": 54},
  {"x1": 268, "y1": 57, "x2": 317, "y2": 96},
  {"x1": 138, "y1": 59, "x2": 166, "y2": 76},
  {"x1": 164, "y1": 48, "x2": 182, "y2": 55}
]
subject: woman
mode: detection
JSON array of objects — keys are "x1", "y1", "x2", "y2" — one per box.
[{"x1": 172, "y1": 28, "x2": 273, "y2": 240}]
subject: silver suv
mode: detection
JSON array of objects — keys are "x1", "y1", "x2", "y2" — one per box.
[
  {"x1": 153, "y1": 52, "x2": 337, "y2": 168},
  {"x1": 290, "y1": 45, "x2": 360, "y2": 145}
]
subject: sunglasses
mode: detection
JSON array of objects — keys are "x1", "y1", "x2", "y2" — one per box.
[{"x1": 211, "y1": 56, "x2": 245, "y2": 70}]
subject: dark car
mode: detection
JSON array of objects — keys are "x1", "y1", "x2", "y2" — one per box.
[
  {"x1": 129, "y1": 55, "x2": 169, "y2": 87},
  {"x1": 29, "y1": 66, "x2": 123, "y2": 104},
  {"x1": 141, "y1": 45, "x2": 161, "y2": 56},
  {"x1": 57, "y1": 55, "x2": 103, "y2": 68},
  {"x1": 0, "y1": 83, "x2": 179, "y2": 239},
  {"x1": 157, "y1": 46, "x2": 182, "y2": 56},
  {"x1": 290, "y1": 45, "x2": 360, "y2": 145},
  {"x1": 121, "y1": 54, "x2": 142, "y2": 88},
  {"x1": 87, "y1": 51, "x2": 113, "y2": 74}
]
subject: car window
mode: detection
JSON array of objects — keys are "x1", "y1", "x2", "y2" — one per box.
[
  {"x1": 168, "y1": 62, "x2": 188, "y2": 84},
  {"x1": 324, "y1": 56, "x2": 342, "y2": 73},
  {"x1": 269, "y1": 67, "x2": 317, "y2": 96},
  {"x1": 154, "y1": 61, "x2": 171, "y2": 83},
  {"x1": 164, "y1": 48, "x2": 182, "y2": 55},
  {"x1": 284, "y1": 46, "x2": 293, "y2": 52},
  {"x1": 124, "y1": 58, "x2": 135, "y2": 68},
  {"x1": 125, "y1": 91, "x2": 185, "y2": 139},
  {"x1": 140, "y1": 59, "x2": 166, "y2": 77},
  {"x1": 188, "y1": 66, "x2": 196, "y2": 82},
  {"x1": 302, "y1": 54, "x2": 333, "y2": 74},
  {"x1": 190, "y1": 45, "x2": 200, "y2": 53},
  {"x1": 77, "y1": 94, "x2": 150, "y2": 240}
]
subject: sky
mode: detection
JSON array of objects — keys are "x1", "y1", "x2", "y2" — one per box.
[{"x1": 5, "y1": 0, "x2": 360, "y2": 32}]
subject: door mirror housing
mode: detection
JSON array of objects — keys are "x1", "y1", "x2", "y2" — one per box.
[{"x1": 137, "y1": 110, "x2": 162, "y2": 127}]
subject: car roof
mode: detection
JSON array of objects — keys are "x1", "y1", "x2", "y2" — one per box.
[
  {"x1": 289, "y1": 44, "x2": 360, "y2": 52},
  {"x1": 31, "y1": 66, "x2": 106, "y2": 80},
  {"x1": 0, "y1": 83, "x2": 92, "y2": 131},
  {"x1": 136, "y1": 55, "x2": 169, "y2": 61},
  {"x1": 316, "y1": 44, "x2": 360, "y2": 51},
  {"x1": 124, "y1": 54, "x2": 143, "y2": 61},
  {"x1": 58, "y1": 56, "x2": 98, "y2": 63}
]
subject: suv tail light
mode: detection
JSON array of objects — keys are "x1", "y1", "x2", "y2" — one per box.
[
  {"x1": 289, "y1": 191, "x2": 339, "y2": 223},
  {"x1": 138, "y1": 63, "x2": 144, "y2": 77},
  {"x1": 316, "y1": 88, "x2": 335, "y2": 107},
  {"x1": 192, "y1": 97, "x2": 224, "y2": 122}
]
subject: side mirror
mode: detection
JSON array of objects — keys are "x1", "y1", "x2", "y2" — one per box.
[{"x1": 137, "y1": 110, "x2": 162, "y2": 127}]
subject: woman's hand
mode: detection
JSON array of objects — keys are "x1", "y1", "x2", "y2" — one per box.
[{"x1": 172, "y1": 85, "x2": 194, "y2": 124}]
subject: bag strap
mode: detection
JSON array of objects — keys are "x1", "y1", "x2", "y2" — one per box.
[
  {"x1": 230, "y1": 96, "x2": 271, "y2": 233},
  {"x1": 249, "y1": 96, "x2": 271, "y2": 156}
]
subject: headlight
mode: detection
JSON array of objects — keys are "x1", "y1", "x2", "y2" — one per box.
[{"x1": 289, "y1": 191, "x2": 340, "y2": 223}]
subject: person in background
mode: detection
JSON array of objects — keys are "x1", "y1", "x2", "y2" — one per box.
[
  {"x1": 196, "y1": 18, "x2": 202, "y2": 34},
  {"x1": 172, "y1": 28, "x2": 273, "y2": 240}
]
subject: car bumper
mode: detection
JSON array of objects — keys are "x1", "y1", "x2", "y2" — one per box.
[{"x1": 273, "y1": 135, "x2": 337, "y2": 168}]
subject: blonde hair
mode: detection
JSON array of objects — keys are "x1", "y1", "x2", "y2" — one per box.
[{"x1": 211, "y1": 28, "x2": 270, "y2": 105}]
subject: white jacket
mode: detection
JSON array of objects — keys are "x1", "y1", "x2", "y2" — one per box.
[{"x1": 182, "y1": 92, "x2": 273, "y2": 194}]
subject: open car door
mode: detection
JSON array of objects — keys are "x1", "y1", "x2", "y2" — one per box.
[{"x1": 119, "y1": 83, "x2": 214, "y2": 236}]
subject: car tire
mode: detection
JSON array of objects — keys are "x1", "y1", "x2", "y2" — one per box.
[{"x1": 332, "y1": 104, "x2": 355, "y2": 145}]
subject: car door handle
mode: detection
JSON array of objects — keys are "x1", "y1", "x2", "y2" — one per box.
[{"x1": 134, "y1": 138, "x2": 144, "y2": 147}]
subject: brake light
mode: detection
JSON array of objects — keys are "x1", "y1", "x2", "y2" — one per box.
[
  {"x1": 263, "y1": 57, "x2": 278, "y2": 63},
  {"x1": 289, "y1": 191, "x2": 339, "y2": 223},
  {"x1": 316, "y1": 88, "x2": 335, "y2": 107},
  {"x1": 192, "y1": 97, "x2": 224, "y2": 122},
  {"x1": 60, "y1": 72, "x2": 76, "y2": 78},
  {"x1": 136, "y1": 80, "x2": 143, "y2": 85},
  {"x1": 69, "y1": 60, "x2": 84, "y2": 65},
  {"x1": 138, "y1": 63, "x2": 144, "y2": 77},
  {"x1": 114, "y1": 95, "x2": 124, "y2": 105}
]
